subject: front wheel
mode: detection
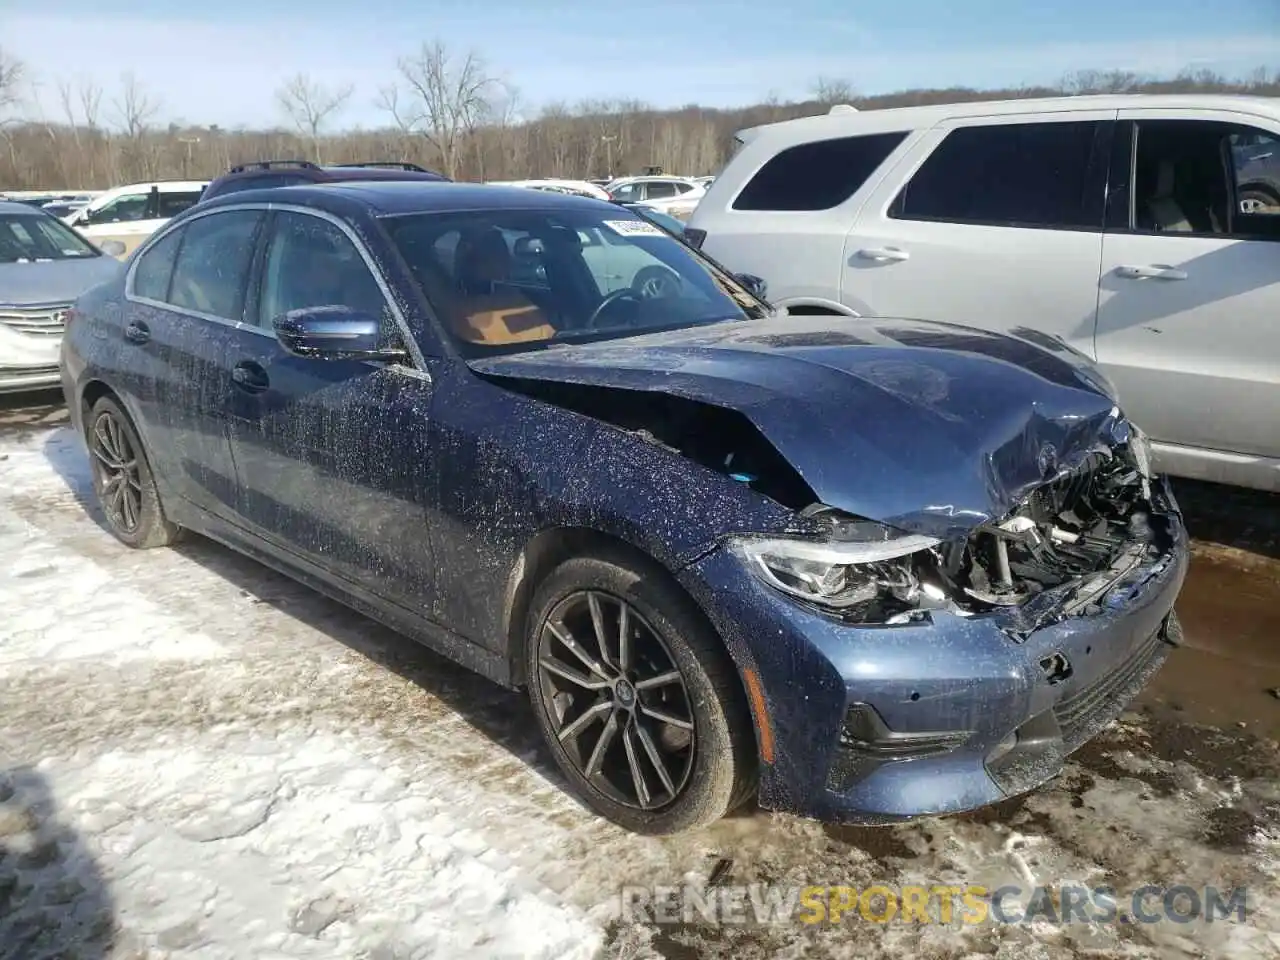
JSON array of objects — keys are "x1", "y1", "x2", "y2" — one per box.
[
  {"x1": 525, "y1": 551, "x2": 757, "y2": 834},
  {"x1": 86, "y1": 396, "x2": 181, "y2": 548}
]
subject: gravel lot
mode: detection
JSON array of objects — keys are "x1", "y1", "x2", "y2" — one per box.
[{"x1": 2, "y1": 391, "x2": 1278, "y2": 959}]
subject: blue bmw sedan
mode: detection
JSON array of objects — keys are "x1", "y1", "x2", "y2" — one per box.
[{"x1": 59, "y1": 182, "x2": 1188, "y2": 834}]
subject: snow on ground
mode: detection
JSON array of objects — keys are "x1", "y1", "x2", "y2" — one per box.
[{"x1": 2, "y1": 422, "x2": 1279, "y2": 959}]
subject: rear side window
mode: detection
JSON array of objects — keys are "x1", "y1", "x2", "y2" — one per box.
[
  {"x1": 168, "y1": 210, "x2": 264, "y2": 320},
  {"x1": 156, "y1": 191, "x2": 204, "y2": 219},
  {"x1": 732, "y1": 132, "x2": 907, "y2": 211},
  {"x1": 893, "y1": 121, "x2": 1104, "y2": 229},
  {"x1": 131, "y1": 228, "x2": 184, "y2": 301}
]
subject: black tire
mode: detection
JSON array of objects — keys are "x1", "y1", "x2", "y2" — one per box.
[
  {"x1": 525, "y1": 548, "x2": 756, "y2": 834},
  {"x1": 85, "y1": 396, "x2": 181, "y2": 549}
]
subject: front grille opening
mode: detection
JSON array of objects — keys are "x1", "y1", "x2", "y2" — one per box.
[
  {"x1": 933, "y1": 452, "x2": 1171, "y2": 612},
  {"x1": 0, "y1": 305, "x2": 71, "y2": 337}
]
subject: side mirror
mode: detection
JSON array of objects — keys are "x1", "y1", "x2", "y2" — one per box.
[
  {"x1": 273, "y1": 306, "x2": 408, "y2": 362},
  {"x1": 734, "y1": 273, "x2": 768, "y2": 301},
  {"x1": 98, "y1": 239, "x2": 127, "y2": 258}
]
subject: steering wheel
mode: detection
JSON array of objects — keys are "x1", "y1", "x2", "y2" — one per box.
[{"x1": 584, "y1": 287, "x2": 643, "y2": 329}]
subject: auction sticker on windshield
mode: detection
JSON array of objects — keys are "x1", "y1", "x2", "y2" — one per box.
[{"x1": 603, "y1": 219, "x2": 668, "y2": 237}]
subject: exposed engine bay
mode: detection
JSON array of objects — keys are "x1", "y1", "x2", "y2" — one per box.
[
  {"x1": 792, "y1": 447, "x2": 1178, "y2": 637},
  {"x1": 484, "y1": 374, "x2": 1177, "y2": 638}
]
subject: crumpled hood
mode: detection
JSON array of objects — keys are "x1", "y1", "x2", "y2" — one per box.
[
  {"x1": 469, "y1": 315, "x2": 1130, "y2": 537},
  {"x1": 0, "y1": 256, "x2": 122, "y2": 306}
]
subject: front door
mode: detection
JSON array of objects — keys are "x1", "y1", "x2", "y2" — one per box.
[
  {"x1": 1095, "y1": 112, "x2": 1280, "y2": 481},
  {"x1": 225, "y1": 209, "x2": 440, "y2": 612}
]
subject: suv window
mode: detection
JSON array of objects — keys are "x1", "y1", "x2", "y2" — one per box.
[
  {"x1": 156, "y1": 191, "x2": 204, "y2": 218},
  {"x1": 893, "y1": 121, "x2": 1102, "y2": 229},
  {"x1": 257, "y1": 212, "x2": 389, "y2": 329},
  {"x1": 610, "y1": 183, "x2": 642, "y2": 203},
  {"x1": 1124, "y1": 120, "x2": 1280, "y2": 240},
  {"x1": 644, "y1": 182, "x2": 678, "y2": 200},
  {"x1": 168, "y1": 210, "x2": 264, "y2": 320},
  {"x1": 734, "y1": 132, "x2": 907, "y2": 211},
  {"x1": 132, "y1": 227, "x2": 184, "y2": 301},
  {"x1": 86, "y1": 191, "x2": 153, "y2": 225}
]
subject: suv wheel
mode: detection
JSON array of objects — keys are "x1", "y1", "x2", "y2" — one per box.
[{"x1": 525, "y1": 550, "x2": 756, "y2": 834}]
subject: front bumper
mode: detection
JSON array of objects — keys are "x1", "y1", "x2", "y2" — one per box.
[
  {"x1": 679, "y1": 490, "x2": 1189, "y2": 822},
  {"x1": 0, "y1": 322, "x2": 63, "y2": 394}
]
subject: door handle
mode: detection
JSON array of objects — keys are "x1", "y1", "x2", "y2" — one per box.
[
  {"x1": 855, "y1": 246, "x2": 910, "y2": 262},
  {"x1": 123, "y1": 320, "x2": 150, "y2": 344},
  {"x1": 1116, "y1": 264, "x2": 1188, "y2": 281},
  {"x1": 231, "y1": 360, "x2": 270, "y2": 394}
]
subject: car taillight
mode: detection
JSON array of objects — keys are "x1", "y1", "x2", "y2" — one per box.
[{"x1": 683, "y1": 227, "x2": 707, "y2": 249}]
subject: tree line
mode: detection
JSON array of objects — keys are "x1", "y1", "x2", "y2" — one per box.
[{"x1": 0, "y1": 43, "x2": 1277, "y2": 191}]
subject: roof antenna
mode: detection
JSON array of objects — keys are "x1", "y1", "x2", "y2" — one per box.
[{"x1": 828, "y1": 104, "x2": 859, "y2": 115}]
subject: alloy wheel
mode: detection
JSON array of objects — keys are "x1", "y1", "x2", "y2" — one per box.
[
  {"x1": 91, "y1": 410, "x2": 143, "y2": 534},
  {"x1": 535, "y1": 591, "x2": 696, "y2": 810}
]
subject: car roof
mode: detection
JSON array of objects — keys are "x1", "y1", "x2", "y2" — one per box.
[
  {"x1": 736, "y1": 93, "x2": 1280, "y2": 144},
  {"x1": 201, "y1": 180, "x2": 618, "y2": 216}
]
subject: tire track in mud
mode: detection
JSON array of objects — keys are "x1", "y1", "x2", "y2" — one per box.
[{"x1": 4, "y1": 428, "x2": 1279, "y2": 958}]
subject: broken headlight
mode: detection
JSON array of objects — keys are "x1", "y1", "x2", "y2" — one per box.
[{"x1": 734, "y1": 523, "x2": 942, "y2": 612}]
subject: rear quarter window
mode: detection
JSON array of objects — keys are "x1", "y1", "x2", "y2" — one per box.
[{"x1": 732, "y1": 131, "x2": 908, "y2": 211}]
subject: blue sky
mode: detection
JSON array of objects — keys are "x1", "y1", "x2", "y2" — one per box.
[{"x1": 5, "y1": 0, "x2": 1279, "y2": 129}]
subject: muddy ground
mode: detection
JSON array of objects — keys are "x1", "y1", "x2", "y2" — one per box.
[{"x1": 2, "y1": 390, "x2": 1278, "y2": 959}]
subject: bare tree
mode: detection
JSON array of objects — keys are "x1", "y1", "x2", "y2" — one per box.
[
  {"x1": 276, "y1": 73, "x2": 354, "y2": 163},
  {"x1": 811, "y1": 75, "x2": 857, "y2": 105},
  {"x1": 0, "y1": 47, "x2": 24, "y2": 115},
  {"x1": 382, "y1": 41, "x2": 497, "y2": 179},
  {"x1": 112, "y1": 72, "x2": 159, "y2": 138}
]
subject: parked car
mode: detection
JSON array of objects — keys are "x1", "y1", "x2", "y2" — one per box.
[
  {"x1": 0, "y1": 200, "x2": 122, "y2": 393},
  {"x1": 200, "y1": 159, "x2": 449, "y2": 203},
  {"x1": 61, "y1": 182, "x2": 1186, "y2": 834},
  {"x1": 689, "y1": 94, "x2": 1280, "y2": 492},
  {"x1": 63, "y1": 180, "x2": 208, "y2": 258},
  {"x1": 1232, "y1": 128, "x2": 1280, "y2": 212},
  {"x1": 41, "y1": 200, "x2": 91, "y2": 219},
  {"x1": 605, "y1": 176, "x2": 702, "y2": 205}
]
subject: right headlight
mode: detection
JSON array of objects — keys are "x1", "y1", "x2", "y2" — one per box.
[{"x1": 733, "y1": 520, "x2": 942, "y2": 613}]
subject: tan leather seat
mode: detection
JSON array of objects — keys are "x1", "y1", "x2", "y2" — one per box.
[{"x1": 452, "y1": 230, "x2": 555, "y2": 345}]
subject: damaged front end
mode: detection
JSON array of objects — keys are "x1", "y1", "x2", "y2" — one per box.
[{"x1": 734, "y1": 425, "x2": 1179, "y2": 640}]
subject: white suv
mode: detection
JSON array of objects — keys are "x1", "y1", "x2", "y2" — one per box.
[
  {"x1": 63, "y1": 180, "x2": 208, "y2": 257},
  {"x1": 687, "y1": 95, "x2": 1280, "y2": 492}
]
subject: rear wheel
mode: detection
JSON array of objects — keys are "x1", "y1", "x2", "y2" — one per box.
[
  {"x1": 86, "y1": 396, "x2": 181, "y2": 549},
  {"x1": 1239, "y1": 187, "x2": 1279, "y2": 214},
  {"x1": 525, "y1": 550, "x2": 756, "y2": 834}
]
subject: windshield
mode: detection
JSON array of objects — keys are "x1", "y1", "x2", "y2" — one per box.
[
  {"x1": 384, "y1": 207, "x2": 767, "y2": 356},
  {"x1": 0, "y1": 212, "x2": 100, "y2": 263}
]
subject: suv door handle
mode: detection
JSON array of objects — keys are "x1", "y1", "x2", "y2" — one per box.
[
  {"x1": 123, "y1": 320, "x2": 150, "y2": 344},
  {"x1": 1116, "y1": 264, "x2": 1188, "y2": 281},
  {"x1": 855, "y1": 246, "x2": 910, "y2": 262},
  {"x1": 231, "y1": 360, "x2": 270, "y2": 394}
]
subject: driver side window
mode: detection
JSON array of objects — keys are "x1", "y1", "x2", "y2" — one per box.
[
  {"x1": 256, "y1": 212, "x2": 393, "y2": 330},
  {"x1": 87, "y1": 192, "x2": 152, "y2": 225}
]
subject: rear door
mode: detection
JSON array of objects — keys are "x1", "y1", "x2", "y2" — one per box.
[
  {"x1": 1094, "y1": 111, "x2": 1280, "y2": 482},
  {"x1": 224, "y1": 208, "x2": 440, "y2": 611},
  {"x1": 119, "y1": 208, "x2": 265, "y2": 517},
  {"x1": 847, "y1": 113, "x2": 1116, "y2": 350}
]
